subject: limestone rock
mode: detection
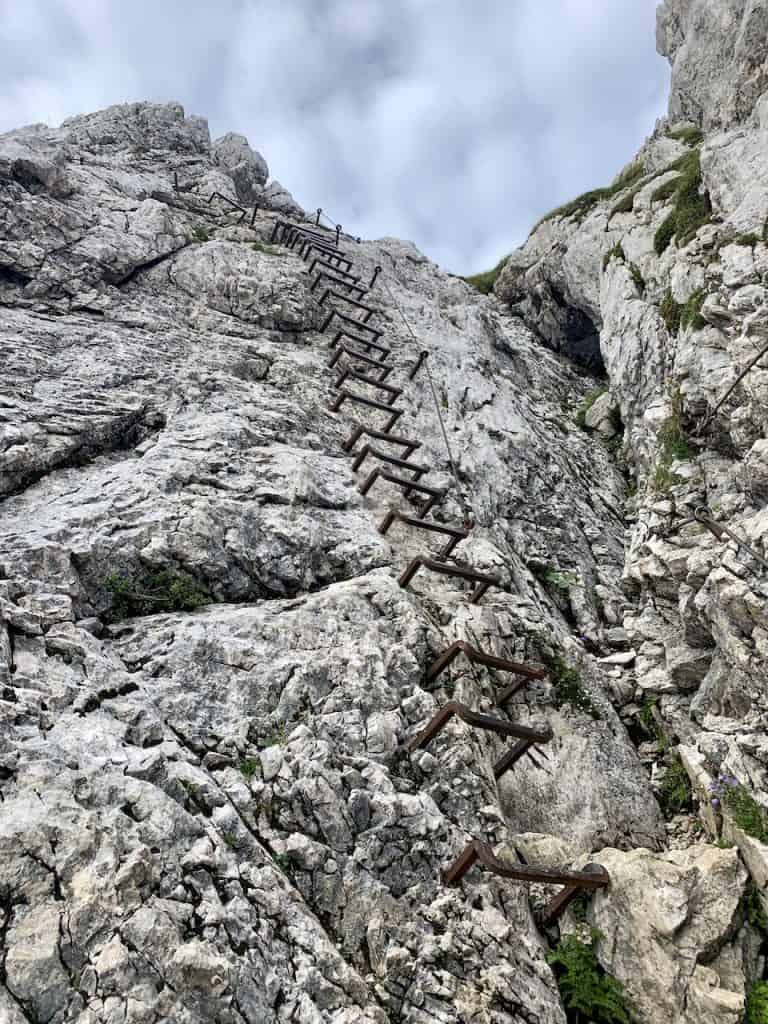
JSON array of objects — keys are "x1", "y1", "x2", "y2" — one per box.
[{"x1": 589, "y1": 845, "x2": 748, "y2": 1024}]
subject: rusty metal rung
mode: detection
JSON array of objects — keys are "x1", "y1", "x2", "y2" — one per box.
[
  {"x1": 300, "y1": 242, "x2": 353, "y2": 272},
  {"x1": 408, "y1": 350, "x2": 430, "y2": 381},
  {"x1": 308, "y1": 258, "x2": 360, "y2": 282},
  {"x1": 335, "y1": 369, "x2": 402, "y2": 406},
  {"x1": 425, "y1": 640, "x2": 546, "y2": 687},
  {"x1": 379, "y1": 510, "x2": 469, "y2": 558},
  {"x1": 352, "y1": 445, "x2": 428, "y2": 477},
  {"x1": 444, "y1": 841, "x2": 609, "y2": 926},
  {"x1": 331, "y1": 390, "x2": 403, "y2": 433},
  {"x1": 360, "y1": 468, "x2": 445, "y2": 517},
  {"x1": 399, "y1": 557, "x2": 499, "y2": 604},
  {"x1": 331, "y1": 330, "x2": 390, "y2": 359},
  {"x1": 343, "y1": 425, "x2": 421, "y2": 458},
  {"x1": 319, "y1": 288, "x2": 381, "y2": 323},
  {"x1": 408, "y1": 701, "x2": 552, "y2": 753},
  {"x1": 329, "y1": 346, "x2": 393, "y2": 381},
  {"x1": 321, "y1": 309, "x2": 383, "y2": 340},
  {"x1": 311, "y1": 272, "x2": 367, "y2": 299}
]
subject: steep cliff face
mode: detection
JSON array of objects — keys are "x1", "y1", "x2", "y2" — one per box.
[
  {"x1": 0, "y1": 101, "x2": 662, "y2": 1024},
  {"x1": 0, "y1": 3, "x2": 765, "y2": 1018},
  {"x1": 493, "y1": 2, "x2": 768, "y2": 1018}
]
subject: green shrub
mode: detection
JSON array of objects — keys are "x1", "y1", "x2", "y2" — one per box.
[
  {"x1": 651, "y1": 178, "x2": 679, "y2": 204},
  {"x1": 660, "y1": 289, "x2": 682, "y2": 333},
  {"x1": 190, "y1": 225, "x2": 210, "y2": 243},
  {"x1": 252, "y1": 240, "x2": 279, "y2": 255},
  {"x1": 669, "y1": 126, "x2": 705, "y2": 147},
  {"x1": 676, "y1": 152, "x2": 713, "y2": 244},
  {"x1": 721, "y1": 782, "x2": 768, "y2": 843},
  {"x1": 105, "y1": 569, "x2": 211, "y2": 621},
  {"x1": 734, "y1": 233, "x2": 760, "y2": 247},
  {"x1": 610, "y1": 190, "x2": 638, "y2": 218},
  {"x1": 629, "y1": 264, "x2": 645, "y2": 295},
  {"x1": 651, "y1": 462, "x2": 683, "y2": 494},
  {"x1": 534, "y1": 164, "x2": 644, "y2": 231},
  {"x1": 654, "y1": 212, "x2": 678, "y2": 255},
  {"x1": 746, "y1": 982, "x2": 768, "y2": 1024},
  {"x1": 653, "y1": 151, "x2": 711, "y2": 253},
  {"x1": 744, "y1": 882, "x2": 768, "y2": 933},
  {"x1": 576, "y1": 386, "x2": 608, "y2": 429},
  {"x1": 658, "y1": 385, "x2": 693, "y2": 462},
  {"x1": 543, "y1": 566, "x2": 579, "y2": 593},
  {"x1": 658, "y1": 753, "x2": 693, "y2": 816},
  {"x1": 547, "y1": 928, "x2": 634, "y2": 1024},
  {"x1": 239, "y1": 758, "x2": 259, "y2": 779},
  {"x1": 464, "y1": 254, "x2": 510, "y2": 294},
  {"x1": 602, "y1": 243, "x2": 625, "y2": 271},
  {"x1": 545, "y1": 653, "x2": 600, "y2": 720},
  {"x1": 680, "y1": 288, "x2": 706, "y2": 331}
]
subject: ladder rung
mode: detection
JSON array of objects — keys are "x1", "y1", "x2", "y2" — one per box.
[
  {"x1": 311, "y1": 272, "x2": 367, "y2": 299},
  {"x1": 331, "y1": 330, "x2": 390, "y2": 358},
  {"x1": 319, "y1": 288, "x2": 381, "y2": 322},
  {"x1": 330, "y1": 390, "x2": 403, "y2": 433},
  {"x1": 321, "y1": 309, "x2": 383, "y2": 340},
  {"x1": 425, "y1": 641, "x2": 546, "y2": 686},
  {"x1": 329, "y1": 346, "x2": 393, "y2": 381},
  {"x1": 408, "y1": 701, "x2": 552, "y2": 752},
  {"x1": 399, "y1": 557, "x2": 499, "y2": 604},
  {"x1": 378, "y1": 511, "x2": 469, "y2": 558},
  {"x1": 308, "y1": 258, "x2": 360, "y2": 282},
  {"x1": 359, "y1": 468, "x2": 444, "y2": 518},
  {"x1": 352, "y1": 445, "x2": 429, "y2": 477},
  {"x1": 335, "y1": 368, "x2": 402, "y2": 405},
  {"x1": 342, "y1": 425, "x2": 421, "y2": 458}
]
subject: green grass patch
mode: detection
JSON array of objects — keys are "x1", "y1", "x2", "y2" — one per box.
[
  {"x1": 747, "y1": 982, "x2": 768, "y2": 1024},
  {"x1": 542, "y1": 566, "x2": 579, "y2": 593},
  {"x1": 658, "y1": 385, "x2": 694, "y2": 462},
  {"x1": 463, "y1": 254, "x2": 510, "y2": 295},
  {"x1": 602, "y1": 243, "x2": 625, "y2": 271},
  {"x1": 744, "y1": 882, "x2": 768, "y2": 933},
  {"x1": 651, "y1": 178, "x2": 679, "y2": 204},
  {"x1": 629, "y1": 263, "x2": 645, "y2": 295},
  {"x1": 576, "y1": 386, "x2": 608, "y2": 429},
  {"x1": 534, "y1": 163, "x2": 644, "y2": 231},
  {"x1": 545, "y1": 653, "x2": 600, "y2": 720},
  {"x1": 239, "y1": 758, "x2": 259, "y2": 780},
  {"x1": 105, "y1": 568, "x2": 211, "y2": 621},
  {"x1": 669, "y1": 126, "x2": 705, "y2": 147},
  {"x1": 680, "y1": 288, "x2": 706, "y2": 331},
  {"x1": 734, "y1": 233, "x2": 761, "y2": 247},
  {"x1": 658, "y1": 753, "x2": 693, "y2": 816},
  {"x1": 547, "y1": 928, "x2": 634, "y2": 1024},
  {"x1": 190, "y1": 225, "x2": 210, "y2": 243},
  {"x1": 660, "y1": 289, "x2": 682, "y2": 334},
  {"x1": 722, "y1": 783, "x2": 768, "y2": 843},
  {"x1": 252, "y1": 240, "x2": 280, "y2": 255},
  {"x1": 654, "y1": 151, "x2": 711, "y2": 254}
]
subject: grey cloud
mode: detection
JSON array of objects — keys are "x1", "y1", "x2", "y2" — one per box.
[{"x1": 0, "y1": 0, "x2": 668, "y2": 273}]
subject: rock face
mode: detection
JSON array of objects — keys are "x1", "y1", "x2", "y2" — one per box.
[
  {"x1": 2, "y1": 4, "x2": 768, "y2": 1017},
  {"x1": 657, "y1": 0, "x2": 768, "y2": 130},
  {"x1": 0, "y1": 101, "x2": 661, "y2": 1023},
  {"x1": 494, "y1": 1, "x2": 768, "y2": 889}
]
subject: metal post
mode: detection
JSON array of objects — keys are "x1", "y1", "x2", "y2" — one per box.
[
  {"x1": 370, "y1": 266, "x2": 382, "y2": 289},
  {"x1": 336, "y1": 224, "x2": 342, "y2": 246},
  {"x1": 316, "y1": 208, "x2": 322, "y2": 226}
]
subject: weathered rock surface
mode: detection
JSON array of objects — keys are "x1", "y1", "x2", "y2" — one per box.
[
  {"x1": 588, "y1": 845, "x2": 750, "y2": 1024},
  {"x1": 0, "y1": 100, "x2": 662, "y2": 1023},
  {"x1": 4, "y1": 3, "x2": 768, "y2": 1017}
]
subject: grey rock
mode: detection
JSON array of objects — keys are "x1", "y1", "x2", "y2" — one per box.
[{"x1": 212, "y1": 131, "x2": 269, "y2": 201}]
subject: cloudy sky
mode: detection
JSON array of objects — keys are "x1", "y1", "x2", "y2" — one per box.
[{"x1": 0, "y1": 0, "x2": 669, "y2": 274}]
